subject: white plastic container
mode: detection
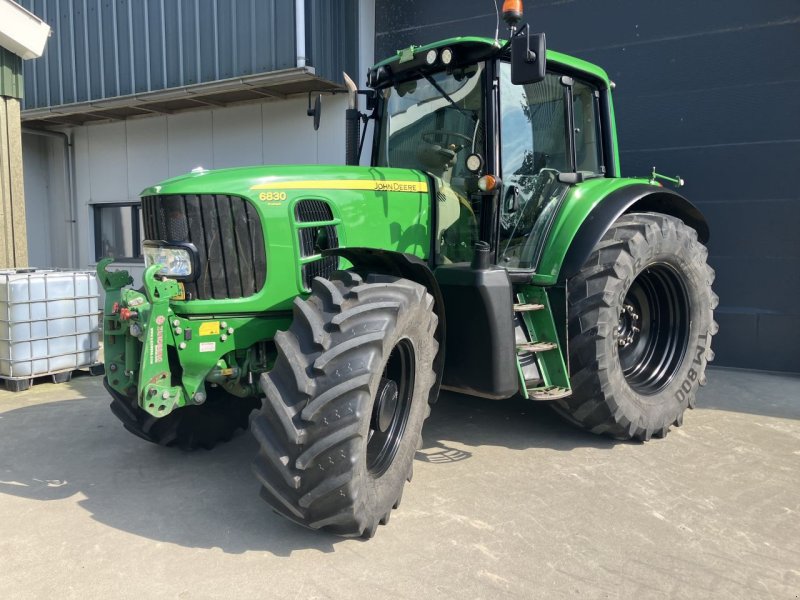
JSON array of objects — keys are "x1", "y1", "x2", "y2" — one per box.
[{"x1": 0, "y1": 269, "x2": 101, "y2": 381}]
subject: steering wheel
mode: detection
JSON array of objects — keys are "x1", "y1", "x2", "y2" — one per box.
[{"x1": 421, "y1": 131, "x2": 473, "y2": 150}]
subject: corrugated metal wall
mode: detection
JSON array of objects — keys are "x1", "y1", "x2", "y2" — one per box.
[
  {"x1": 306, "y1": 0, "x2": 360, "y2": 82},
  {"x1": 19, "y1": 0, "x2": 359, "y2": 109}
]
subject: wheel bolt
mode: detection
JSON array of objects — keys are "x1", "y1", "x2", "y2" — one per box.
[
  {"x1": 162, "y1": 391, "x2": 170, "y2": 400},
  {"x1": 179, "y1": 342, "x2": 187, "y2": 350}
]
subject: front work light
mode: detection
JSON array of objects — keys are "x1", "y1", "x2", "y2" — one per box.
[
  {"x1": 143, "y1": 242, "x2": 198, "y2": 279},
  {"x1": 441, "y1": 48, "x2": 454, "y2": 65}
]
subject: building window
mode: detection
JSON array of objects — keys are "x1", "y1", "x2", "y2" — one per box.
[{"x1": 93, "y1": 203, "x2": 143, "y2": 262}]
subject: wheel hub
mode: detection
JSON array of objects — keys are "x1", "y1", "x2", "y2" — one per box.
[
  {"x1": 367, "y1": 339, "x2": 416, "y2": 477},
  {"x1": 616, "y1": 303, "x2": 641, "y2": 348},
  {"x1": 374, "y1": 378, "x2": 399, "y2": 433},
  {"x1": 617, "y1": 264, "x2": 691, "y2": 395}
]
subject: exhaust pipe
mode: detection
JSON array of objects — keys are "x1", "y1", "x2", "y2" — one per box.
[{"x1": 344, "y1": 72, "x2": 360, "y2": 166}]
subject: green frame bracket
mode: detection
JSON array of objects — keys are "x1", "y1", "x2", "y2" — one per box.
[
  {"x1": 135, "y1": 265, "x2": 186, "y2": 417},
  {"x1": 516, "y1": 285, "x2": 571, "y2": 398}
]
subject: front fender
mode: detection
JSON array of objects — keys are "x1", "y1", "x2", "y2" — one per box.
[{"x1": 532, "y1": 179, "x2": 709, "y2": 285}]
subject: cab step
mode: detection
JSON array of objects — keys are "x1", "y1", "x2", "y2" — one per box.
[
  {"x1": 514, "y1": 303, "x2": 545, "y2": 312},
  {"x1": 517, "y1": 341, "x2": 558, "y2": 353},
  {"x1": 515, "y1": 286, "x2": 572, "y2": 402},
  {"x1": 528, "y1": 386, "x2": 572, "y2": 401}
]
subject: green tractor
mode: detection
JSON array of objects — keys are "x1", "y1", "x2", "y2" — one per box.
[{"x1": 97, "y1": 6, "x2": 716, "y2": 538}]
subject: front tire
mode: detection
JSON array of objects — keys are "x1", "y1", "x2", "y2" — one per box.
[
  {"x1": 250, "y1": 271, "x2": 438, "y2": 538},
  {"x1": 556, "y1": 212, "x2": 717, "y2": 440},
  {"x1": 107, "y1": 381, "x2": 259, "y2": 450}
]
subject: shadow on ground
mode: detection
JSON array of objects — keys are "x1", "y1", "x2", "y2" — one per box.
[
  {"x1": 0, "y1": 375, "x2": 622, "y2": 556},
  {"x1": 417, "y1": 390, "x2": 621, "y2": 464},
  {"x1": 0, "y1": 366, "x2": 796, "y2": 556},
  {"x1": 0, "y1": 376, "x2": 343, "y2": 556}
]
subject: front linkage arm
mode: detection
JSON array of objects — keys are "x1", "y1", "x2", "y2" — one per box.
[{"x1": 97, "y1": 261, "x2": 190, "y2": 418}]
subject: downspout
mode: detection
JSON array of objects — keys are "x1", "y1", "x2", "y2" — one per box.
[
  {"x1": 295, "y1": 0, "x2": 306, "y2": 68},
  {"x1": 22, "y1": 128, "x2": 78, "y2": 268}
]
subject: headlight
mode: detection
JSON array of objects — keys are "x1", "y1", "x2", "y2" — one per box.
[{"x1": 143, "y1": 242, "x2": 197, "y2": 279}]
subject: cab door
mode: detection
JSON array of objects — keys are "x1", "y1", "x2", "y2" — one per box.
[{"x1": 496, "y1": 62, "x2": 605, "y2": 271}]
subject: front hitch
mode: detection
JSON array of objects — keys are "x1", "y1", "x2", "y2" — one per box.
[
  {"x1": 136, "y1": 265, "x2": 186, "y2": 417},
  {"x1": 97, "y1": 261, "x2": 190, "y2": 418}
]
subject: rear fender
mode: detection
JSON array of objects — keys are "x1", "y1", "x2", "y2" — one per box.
[{"x1": 534, "y1": 182, "x2": 709, "y2": 285}]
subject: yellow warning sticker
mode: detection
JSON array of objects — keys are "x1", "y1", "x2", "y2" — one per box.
[
  {"x1": 251, "y1": 180, "x2": 429, "y2": 194},
  {"x1": 172, "y1": 282, "x2": 186, "y2": 301},
  {"x1": 199, "y1": 321, "x2": 220, "y2": 336}
]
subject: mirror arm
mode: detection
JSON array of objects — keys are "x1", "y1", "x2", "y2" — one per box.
[{"x1": 306, "y1": 89, "x2": 375, "y2": 115}]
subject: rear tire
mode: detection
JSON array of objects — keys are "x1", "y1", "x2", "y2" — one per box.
[
  {"x1": 106, "y1": 379, "x2": 259, "y2": 450},
  {"x1": 250, "y1": 271, "x2": 438, "y2": 538},
  {"x1": 555, "y1": 212, "x2": 717, "y2": 440}
]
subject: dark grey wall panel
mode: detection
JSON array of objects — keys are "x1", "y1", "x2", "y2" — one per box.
[
  {"x1": 21, "y1": 0, "x2": 357, "y2": 108},
  {"x1": 377, "y1": 0, "x2": 800, "y2": 372},
  {"x1": 306, "y1": 0, "x2": 360, "y2": 82}
]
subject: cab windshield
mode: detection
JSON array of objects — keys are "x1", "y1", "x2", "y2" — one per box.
[{"x1": 375, "y1": 64, "x2": 486, "y2": 263}]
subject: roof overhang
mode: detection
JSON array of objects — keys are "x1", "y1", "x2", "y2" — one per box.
[
  {"x1": 21, "y1": 67, "x2": 343, "y2": 129},
  {"x1": 0, "y1": 0, "x2": 50, "y2": 60}
]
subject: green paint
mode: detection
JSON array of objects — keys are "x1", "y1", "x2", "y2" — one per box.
[
  {"x1": 533, "y1": 178, "x2": 654, "y2": 285},
  {"x1": 517, "y1": 286, "x2": 570, "y2": 394},
  {"x1": 101, "y1": 166, "x2": 431, "y2": 413},
  {"x1": 398, "y1": 46, "x2": 417, "y2": 63},
  {"x1": 0, "y1": 48, "x2": 23, "y2": 100},
  {"x1": 140, "y1": 165, "x2": 432, "y2": 315},
  {"x1": 372, "y1": 36, "x2": 612, "y2": 89}
]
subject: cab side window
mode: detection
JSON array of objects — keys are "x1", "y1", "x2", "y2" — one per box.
[
  {"x1": 572, "y1": 80, "x2": 604, "y2": 174},
  {"x1": 499, "y1": 65, "x2": 569, "y2": 186}
]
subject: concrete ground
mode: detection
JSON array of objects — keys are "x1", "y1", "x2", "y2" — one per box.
[{"x1": 0, "y1": 368, "x2": 798, "y2": 600}]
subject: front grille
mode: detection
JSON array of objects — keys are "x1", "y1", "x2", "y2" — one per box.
[
  {"x1": 293, "y1": 199, "x2": 339, "y2": 290},
  {"x1": 302, "y1": 257, "x2": 340, "y2": 290},
  {"x1": 298, "y1": 225, "x2": 339, "y2": 258},
  {"x1": 141, "y1": 194, "x2": 266, "y2": 300},
  {"x1": 295, "y1": 199, "x2": 334, "y2": 223}
]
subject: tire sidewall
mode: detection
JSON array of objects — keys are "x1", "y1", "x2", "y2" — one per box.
[
  {"x1": 599, "y1": 220, "x2": 713, "y2": 430},
  {"x1": 355, "y1": 301, "x2": 436, "y2": 522}
]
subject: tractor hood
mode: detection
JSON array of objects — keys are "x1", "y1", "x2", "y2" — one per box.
[
  {"x1": 138, "y1": 164, "x2": 434, "y2": 316},
  {"x1": 141, "y1": 164, "x2": 430, "y2": 198}
]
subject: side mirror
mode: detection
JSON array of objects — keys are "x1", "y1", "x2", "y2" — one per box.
[
  {"x1": 511, "y1": 31, "x2": 546, "y2": 85},
  {"x1": 307, "y1": 94, "x2": 322, "y2": 131}
]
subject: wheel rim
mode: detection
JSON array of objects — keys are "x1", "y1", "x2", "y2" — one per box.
[
  {"x1": 616, "y1": 262, "x2": 690, "y2": 395},
  {"x1": 367, "y1": 338, "x2": 415, "y2": 477}
]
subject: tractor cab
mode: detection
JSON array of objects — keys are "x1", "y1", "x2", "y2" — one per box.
[{"x1": 361, "y1": 36, "x2": 616, "y2": 273}]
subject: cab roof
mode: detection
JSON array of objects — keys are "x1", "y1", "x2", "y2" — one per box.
[{"x1": 372, "y1": 36, "x2": 611, "y2": 87}]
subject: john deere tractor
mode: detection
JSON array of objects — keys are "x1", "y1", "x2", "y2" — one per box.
[{"x1": 97, "y1": 4, "x2": 716, "y2": 538}]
